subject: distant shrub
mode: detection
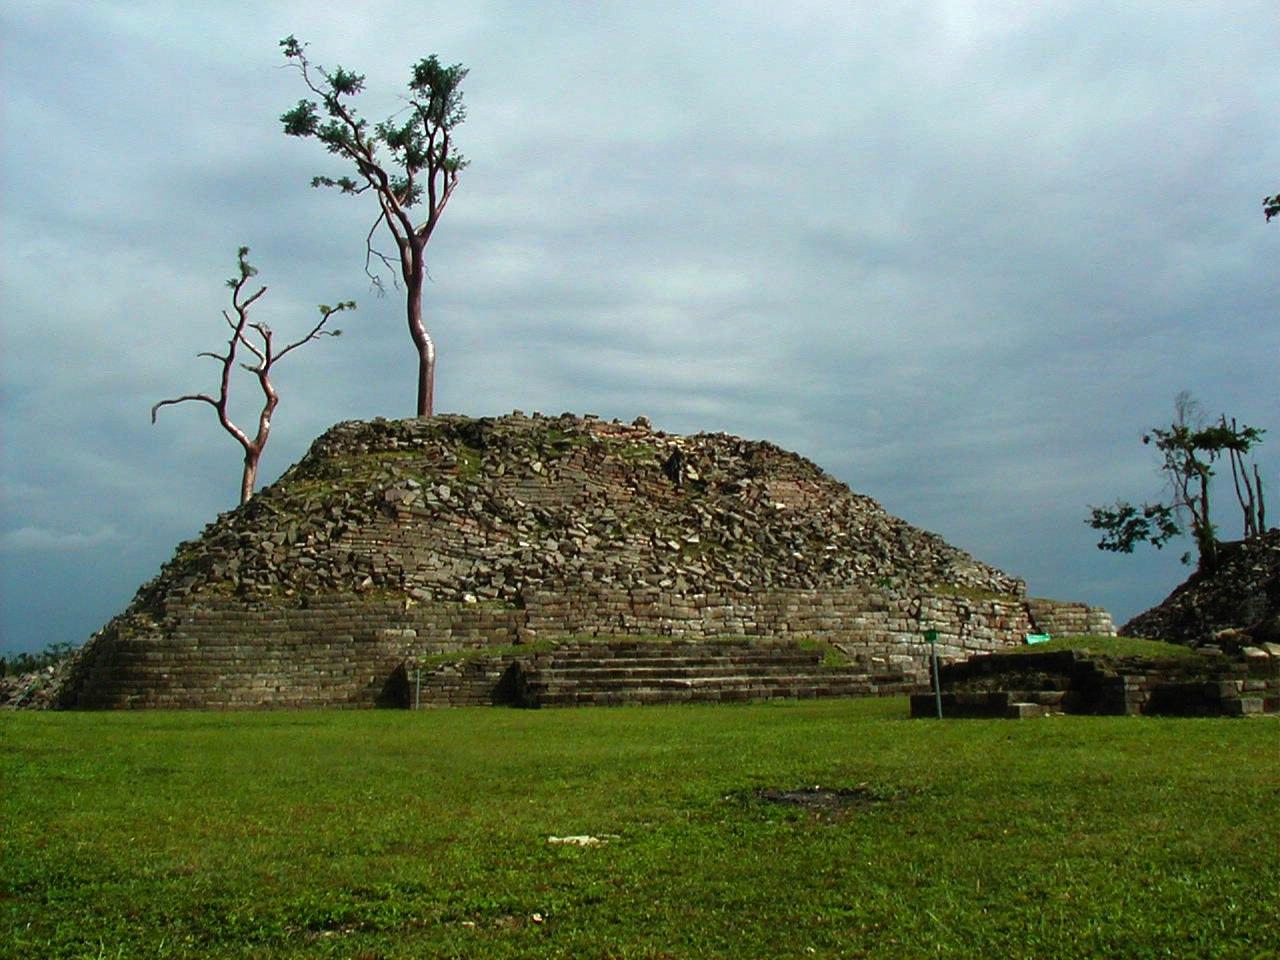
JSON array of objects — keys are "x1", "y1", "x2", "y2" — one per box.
[{"x1": 0, "y1": 641, "x2": 77, "y2": 677}]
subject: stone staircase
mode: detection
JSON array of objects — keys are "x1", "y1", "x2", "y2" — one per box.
[{"x1": 513, "y1": 639, "x2": 923, "y2": 708}]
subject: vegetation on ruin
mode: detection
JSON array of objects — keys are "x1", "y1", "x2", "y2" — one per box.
[
  {"x1": 791, "y1": 635, "x2": 855, "y2": 667},
  {"x1": 0, "y1": 642, "x2": 76, "y2": 678},
  {"x1": 280, "y1": 36, "x2": 468, "y2": 418},
  {"x1": 4, "y1": 701, "x2": 1276, "y2": 959},
  {"x1": 542, "y1": 427, "x2": 592, "y2": 452},
  {"x1": 1087, "y1": 391, "x2": 1268, "y2": 573},
  {"x1": 409, "y1": 639, "x2": 557, "y2": 670},
  {"x1": 1005, "y1": 634, "x2": 1199, "y2": 660},
  {"x1": 602, "y1": 439, "x2": 661, "y2": 465},
  {"x1": 454, "y1": 442, "x2": 484, "y2": 479},
  {"x1": 410, "y1": 635, "x2": 856, "y2": 673}
]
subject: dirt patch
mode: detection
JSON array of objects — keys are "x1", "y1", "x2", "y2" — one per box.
[{"x1": 751, "y1": 782, "x2": 908, "y2": 813}]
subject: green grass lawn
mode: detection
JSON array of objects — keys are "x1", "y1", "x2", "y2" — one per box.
[{"x1": 2, "y1": 700, "x2": 1277, "y2": 959}]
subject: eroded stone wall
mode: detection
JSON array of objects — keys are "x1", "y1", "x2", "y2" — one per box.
[
  {"x1": 65, "y1": 596, "x2": 524, "y2": 709},
  {"x1": 63, "y1": 587, "x2": 1111, "y2": 708}
]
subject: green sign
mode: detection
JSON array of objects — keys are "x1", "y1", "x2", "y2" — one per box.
[{"x1": 924, "y1": 630, "x2": 938, "y2": 643}]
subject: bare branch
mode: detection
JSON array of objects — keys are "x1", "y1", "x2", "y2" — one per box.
[
  {"x1": 275, "y1": 300, "x2": 354, "y2": 363},
  {"x1": 363, "y1": 209, "x2": 401, "y2": 287},
  {"x1": 237, "y1": 285, "x2": 268, "y2": 312},
  {"x1": 237, "y1": 326, "x2": 267, "y2": 364},
  {"x1": 150, "y1": 393, "x2": 218, "y2": 424}
]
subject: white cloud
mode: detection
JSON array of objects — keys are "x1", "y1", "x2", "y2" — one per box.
[{"x1": 0, "y1": 526, "x2": 121, "y2": 552}]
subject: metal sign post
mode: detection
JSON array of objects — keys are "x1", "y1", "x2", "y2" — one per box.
[{"x1": 924, "y1": 629, "x2": 943, "y2": 719}]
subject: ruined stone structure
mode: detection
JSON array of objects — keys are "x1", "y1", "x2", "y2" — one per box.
[
  {"x1": 60, "y1": 413, "x2": 1113, "y2": 708},
  {"x1": 910, "y1": 647, "x2": 1280, "y2": 718},
  {"x1": 1123, "y1": 529, "x2": 1280, "y2": 647}
]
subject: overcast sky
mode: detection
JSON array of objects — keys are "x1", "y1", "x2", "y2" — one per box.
[{"x1": 2, "y1": 1, "x2": 1277, "y2": 655}]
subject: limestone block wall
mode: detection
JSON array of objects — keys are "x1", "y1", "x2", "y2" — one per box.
[
  {"x1": 404, "y1": 657, "x2": 521, "y2": 708},
  {"x1": 63, "y1": 583, "x2": 1120, "y2": 709},
  {"x1": 520, "y1": 586, "x2": 1102, "y2": 680},
  {"x1": 64, "y1": 596, "x2": 525, "y2": 709},
  {"x1": 62, "y1": 584, "x2": 1115, "y2": 708},
  {"x1": 1026, "y1": 598, "x2": 1115, "y2": 636}
]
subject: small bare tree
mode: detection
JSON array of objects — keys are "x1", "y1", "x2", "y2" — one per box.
[
  {"x1": 1223, "y1": 414, "x2": 1268, "y2": 538},
  {"x1": 280, "y1": 35, "x2": 468, "y2": 418},
  {"x1": 1088, "y1": 392, "x2": 1266, "y2": 572},
  {"x1": 152, "y1": 247, "x2": 354, "y2": 505}
]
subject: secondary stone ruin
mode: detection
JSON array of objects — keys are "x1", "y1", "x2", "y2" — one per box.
[
  {"x1": 55, "y1": 412, "x2": 1113, "y2": 708},
  {"x1": 910, "y1": 646, "x2": 1280, "y2": 719}
]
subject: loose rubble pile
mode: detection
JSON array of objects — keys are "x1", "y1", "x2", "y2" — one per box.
[
  {"x1": 1, "y1": 657, "x2": 80, "y2": 709},
  {"x1": 1123, "y1": 530, "x2": 1280, "y2": 648},
  {"x1": 130, "y1": 411, "x2": 1022, "y2": 611}
]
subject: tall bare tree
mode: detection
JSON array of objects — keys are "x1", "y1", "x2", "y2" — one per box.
[
  {"x1": 280, "y1": 35, "x2": 468, "y2": 418},
  {"x1": 152, "y1": 247, "x2": 353, "y2": 505}
]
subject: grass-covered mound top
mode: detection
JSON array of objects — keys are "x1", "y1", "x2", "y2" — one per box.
[{"x1": 129, "y1": 411, "x2": 1024, "y2": 612}]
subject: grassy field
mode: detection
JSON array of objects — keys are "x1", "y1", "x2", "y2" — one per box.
[{"x1": 2, "y1": 699, "x2": 1277, "y2": 959}]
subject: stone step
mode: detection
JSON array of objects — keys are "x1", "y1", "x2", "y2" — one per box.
[
  {"x1": 1007, "y1": 690, "x2": 1067, "y2": 707},
  {"x1": 527, "y1": 669, "x2": 879, "y2": 690},
  {"x1": 529, "y1": 666, "x2": 910, "y2": 687},
  {"x1": 1005, "y1": 701, "x2": 1047, "y2": 719},
  {"x1": 524, "y1": 672, "x2": 918, "y2": 707},
  {"x1": 514, "y1": 639, "x2": 920, "y2": 708},
  {"x1": 524, "y1": 660, "x2": 906, "y2": 686},
  {"x1": 533, "y1": 678, "x2": 917, "y2": 708},
  {"x1": 532, "y1": 659, "x2": 829, "y2": 681},
  {"x1": 540, "y1": 645, "x2": 823, "y2": 663}
]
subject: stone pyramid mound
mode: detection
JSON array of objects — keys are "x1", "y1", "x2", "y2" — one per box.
[{"x1": 59, "y1": 412, "x2": 1112, "y2": 708}]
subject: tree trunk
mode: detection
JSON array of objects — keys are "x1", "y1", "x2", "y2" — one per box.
[
  {"x1": 405, "y1": 243, "x2": 435, "y2": 418},
  {"x1": 1194, "y1": 473, "x2": 1218, "y2": 572},
  {"x1": 418, "y1": 332, "x2": 436, "y2": 419},
  {"x1": 1257, "y1": 465, "x2": 1267, "y2": 533},
  {"x1": 240, "y1": 453, "x2": 259, "y2": 506}
]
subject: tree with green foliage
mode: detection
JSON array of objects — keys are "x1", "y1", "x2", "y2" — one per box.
[
  {"x1": 1088, "y1": 392, "x2": 1266, "y2": 572},
  {"x1": 152, "y1": 248, "x2": 353, "y2": 505},
  {"x1": 280, "y1": 35, "x2": 468, "y2": 418}
]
